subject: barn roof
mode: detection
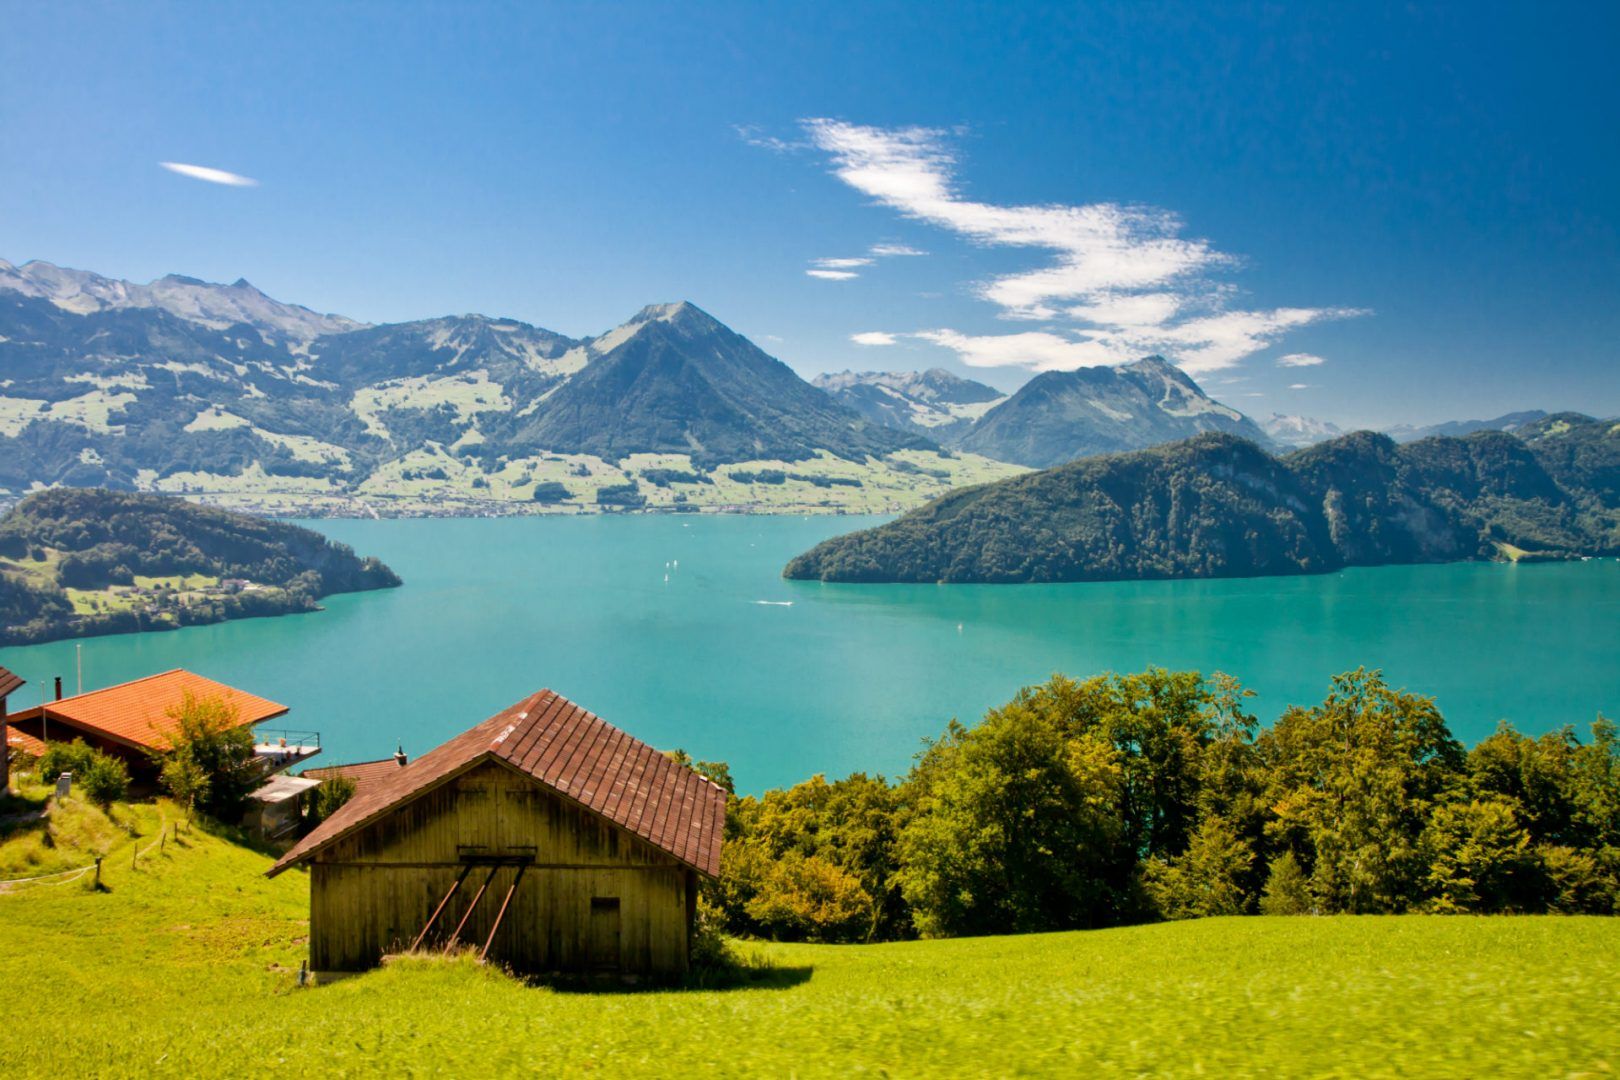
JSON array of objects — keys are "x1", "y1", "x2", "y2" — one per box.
[
  {"x1": 268, "y1": 689, "x2": 727, "y2": 879},
  {"x1": 7, "y1": 669, "x2": 287, "y2": 752},
  {"x1": 300, "y1": 757, "x2": 408, "y2": 790},
  {"x1": 0, "y1": 666, "x2": 23, "y2": 700}
]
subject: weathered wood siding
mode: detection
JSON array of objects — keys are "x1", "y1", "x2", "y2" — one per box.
[{"x1": 308, "y1": 760, "x2": 693, "y2": 975}]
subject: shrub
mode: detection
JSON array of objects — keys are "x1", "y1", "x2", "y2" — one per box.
[
  {"x1": 77, "y1": 753, "x2": 130, "y2": 808},
  {"x1": 35, "y1": 740, "x2": 127, "y2": 807},
  {"x1": 309, "y1": 776, "x2": 357, "y2": 825},
  {"x1": 36, "y1": 740, "x2": 101, "y2": 787}
]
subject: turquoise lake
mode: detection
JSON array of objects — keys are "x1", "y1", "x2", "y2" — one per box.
[{"x1": 2, "y1": 515, "x2": 1617, "y2": 793}]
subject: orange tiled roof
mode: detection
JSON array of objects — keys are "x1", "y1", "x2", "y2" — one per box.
[
  {"x1": 270, "y1": 689, "x2": 726, "y2": 879},
  {"x1": 6, "y1": 726, "x2": 46, "y2": 758},
  {"x1": 18, "y1": 669, "x2": 287, "y2": 752}
]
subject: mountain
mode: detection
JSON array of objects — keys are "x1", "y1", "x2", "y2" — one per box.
[
  {"x1": 0, "y1": 260, "x2": 995, "y2": 516},
  {"x1": 0, "y1": 488, "x2": 399, "y2": 645},
  {"x1": 1262, "y1": 413, "x2": 1345, "y2": 449},
  {"x1": 1385, "y1": 410, "x2": 1549, "y2": 443},
  {"x1": 507, "y1": 303, "x2": 926, "y2": 466},
  {"x1": 955, "y1": 356, "x2": 1270, "y2": 468},
  {"x1": 784, "y1": 417, "x2": 1620, "y2": 584},
  {"x1": 0, "y1": 258, "x2": 363, "y2": 340},
  {"x1": 813, "y1": 368, "x2": 1006, "y2": 441}
]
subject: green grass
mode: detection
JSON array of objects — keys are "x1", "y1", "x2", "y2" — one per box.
[{"x1": 1, "y1": 821, "x2": 1616, "y2": 1077}]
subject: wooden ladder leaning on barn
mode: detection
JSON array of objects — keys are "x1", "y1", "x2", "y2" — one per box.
[{"x1": 410, "y1": 855, "x2": 533, "y2": 963}]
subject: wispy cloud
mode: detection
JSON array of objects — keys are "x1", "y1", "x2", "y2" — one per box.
[
  {"x1": 805, "y1": 244, "x2": 924, "y2": 282},
  {"x1": 159, "y1": 161, "x2": 258, "y2": 187},
  {"x1": 806, "y1": 268, "x2": 859, "y2": 281},
  {"x1": 1278, "y1": 352, "x2": 1327, "y2": 367},
  {"x1": 789, "y1": 119, "x2": 1365, "y2": 373},
  {"x1": 1288, "y1": 383, "x2": 1311, "y2": 390},
  {"x1": 851, "y1": 331, "x2": 898, "y2": 346}
]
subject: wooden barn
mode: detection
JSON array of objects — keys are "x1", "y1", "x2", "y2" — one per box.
[
  {"x1": 268, "y1": 689, "x2": 727, "y2": 979},
  {"x1": 1, "y1": 665, "x2": 25, "y2": 790}
]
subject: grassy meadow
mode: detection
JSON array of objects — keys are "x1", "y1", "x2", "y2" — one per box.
[{"x1": 0, "y1": 808, "x2": 1615, "y2": 1077}]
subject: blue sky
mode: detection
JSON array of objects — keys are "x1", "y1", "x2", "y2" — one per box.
[{"x1": 3, "y1": 1, "x2": 1615, "y2": 427}]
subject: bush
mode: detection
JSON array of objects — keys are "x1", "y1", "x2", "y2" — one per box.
[
  {"x1": 309, "y1": 776, "x2": 357, "y2": 825},
  {"x1": 153, "y1": 692, "x2": 260, "y2": 820},
  {"x1": 35, "y1": 740, "x2": 127, "y2": 808},
  {"x1": 78, "y1": 753, "x2": 130, "y2": 807},
  {"x1": 36, "y1": 740, "x2": 101, "y2": 787}
]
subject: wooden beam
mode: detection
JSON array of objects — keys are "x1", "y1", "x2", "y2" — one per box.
[
  {"x1": 478, "y1": 864, "x2": 528, "y2": 964},
  {"x1": 442, "y1": 864, "x2": 500, "y2": 953},
  {"x1": 411, "y1": 863, "x2": 473, "y2": 952}
]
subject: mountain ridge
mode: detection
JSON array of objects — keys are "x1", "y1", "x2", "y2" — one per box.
[{"x1": 784, "y1": 415, "x2": 1620, "y2": 583}]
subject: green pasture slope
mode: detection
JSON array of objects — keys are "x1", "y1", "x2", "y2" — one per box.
[{"x1": 1, "y1": 825, "x2": 1616, "y2": 1077}]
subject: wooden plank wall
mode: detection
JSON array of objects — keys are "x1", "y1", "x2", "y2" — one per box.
[{"x1": 309, "y1": 760, "x2": 691, "y2": 975}]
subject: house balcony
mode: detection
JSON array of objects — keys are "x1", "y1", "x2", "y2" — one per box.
[{"x1": 254, "y1": 729, "x2": 321, "y2": 774}]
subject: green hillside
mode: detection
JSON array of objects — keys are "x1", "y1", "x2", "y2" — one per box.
[
  {"x1": 2, "y1": 818, "x2": 1616, "y2": 1077},
  {"x1": 787, "y1": 419, "x2": 1620, "y2": 583}
]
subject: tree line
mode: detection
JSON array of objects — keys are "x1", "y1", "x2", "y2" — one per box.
[{"x1": 698, "y1": 669, "x2": 1618, "y2": 942}]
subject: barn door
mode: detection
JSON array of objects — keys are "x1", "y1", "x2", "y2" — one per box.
[{"x1": 589, "y1": 897, "x2": 621, "y2": 970}]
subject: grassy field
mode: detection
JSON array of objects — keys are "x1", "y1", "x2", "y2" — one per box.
[{"x1": 1, "y1": 809, "x2": 1616, "y2": 1078}]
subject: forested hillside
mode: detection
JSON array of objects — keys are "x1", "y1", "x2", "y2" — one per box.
[
  {"x1": 785, "y1": 416, "x2": 1620, "y2": 583},
  {"x1": 0, "y1": 488, "x2": 399, "y2": 644}
]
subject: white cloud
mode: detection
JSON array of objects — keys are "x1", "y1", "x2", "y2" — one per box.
[
  {"x1": 789, "y1": 119, "x2": 1367, "y2": 374},
  {"x1": 1278, "y1": 352, "x2": 1326, "y2": 367},
  {"x1": 806, "y1": 269, "x2": 859, "y2": 281},
  {"x1": 851, "y1": 331, "x2": 898, "y2": 346},
  {"x1": 159, "y1": 161, "x2": 258, "y2": 187},
  {"x1": 869, "y1": 243, "x2": 927, "y2": 257},
  {"x1": 813, "y1": 257, "x2": 875, "y2": 269},
  {"x1": 1288, "y1": 383, "x2": 1311, "y2": 390},
  {"x1": 911, "y1": 329, "x2": 1120, "y2": 371}
]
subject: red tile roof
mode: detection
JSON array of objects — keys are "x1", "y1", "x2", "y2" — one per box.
[
  {"x1": 270, "y1": 689, "x2": 726, "y2": 879},
  {"x1": 9, "y1": 669, "x2": 287, "y2": 752},
  {"x1": 301, "y1": 758, "x2": 407, "y2": 790},
  {"x1": 0, "y1": 666, "x2": 23, "y2": 700},
  {"x1": 7, "y1": 726, "x2": 46, "y2": 758}
]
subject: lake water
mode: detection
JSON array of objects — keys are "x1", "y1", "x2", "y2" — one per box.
[{"x1": 2, "y1": 515, "x2": 1617, "y2": 793}]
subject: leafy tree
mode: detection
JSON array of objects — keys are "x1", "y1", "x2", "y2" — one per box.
[
  {"x1": 1259, "y1": 669, "x2": 1464, "y2": 913},
  {"x1": 895, "y1": 703, "x2": 1125, "y2": 937},
  {"x1": 743, "y1": 852, "x2": 874, "y2": 942},
  {"x1": 1423, "y1": 797, "x2": 1537, "y2": 913},
  {"x1": 153, "y1": 691, "x2": 261, "y2": 821}
]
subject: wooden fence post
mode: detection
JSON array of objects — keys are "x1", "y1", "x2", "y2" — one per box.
[{"x1": 94, "y1": 857, "x2": 102, "y2": 889}]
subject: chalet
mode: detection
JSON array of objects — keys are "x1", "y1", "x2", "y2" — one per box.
[
  {"x1": 4, "y1": 668, "x2": 318, "y2": 783},
  {"x1": 0, "y1": 665, "x2": 24, "y2": 790},
  {"x1": 268, "y1": 689, "x2": 727, "y2": 979}
]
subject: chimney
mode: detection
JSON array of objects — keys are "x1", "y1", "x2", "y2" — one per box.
[
  {"x1": 54, "y1": 676, "x2": 63, "y2": 701},
  {"x1": 394, "y1": 744, "x2": 408, "y2": 767}
]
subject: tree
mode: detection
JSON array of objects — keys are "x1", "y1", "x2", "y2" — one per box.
[
  {"x1": 895, "y1": 703, "x2": 1126, "y2": 937},
  {"x1": 1259, "y1": 851, "x2": 1313, "y2": 915},
  {"x1": 743, "y1": 852, "x2": 875, "y2": 942},
  {"x1": 1259, "y1": 669, "x2": 1465, "y2": 913},
  {"x1": 1423, "y1": 797, "x2": 1536, "y2": 913},
  {"x1": 1143, "y1": 814, "x2": 1256, "y2": 919},
  {"x1": 153, "y1": 691, "x2": 260, "y2": 821}
]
